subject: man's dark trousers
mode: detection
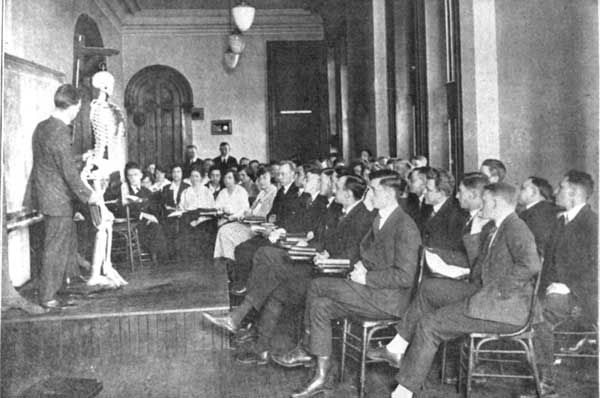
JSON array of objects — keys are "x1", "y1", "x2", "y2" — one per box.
[
  {"x1": 395, "y1": 278, "x2": 518, "y2": 392},
  {"x1": 40, "y1": 216, "x2": 77, "y2": 302}
]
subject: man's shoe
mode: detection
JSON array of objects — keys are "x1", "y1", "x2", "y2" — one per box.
[
  {"x1": 233, "y1": 326, "x2": 258, "y2": 345},
  {"x1": 202, "y1": 312, "x2": 238, "y2": 333},
  {"x1": 272, "y1": 346, "x2": 314, "y2": 368},
  {"x1": 235, "y1": 349, "x2": 269, "y2": 365},
  {"x1": 40, "y1": 299, "x2": 77, "y2": 310},
  {"x1": 366, "y1": 345, "x2": 402, "y2": 368}
]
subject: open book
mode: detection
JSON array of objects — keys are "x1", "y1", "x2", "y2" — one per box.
[{"x1": 425, "y1": 250, "x2": 469, "y2": 279}]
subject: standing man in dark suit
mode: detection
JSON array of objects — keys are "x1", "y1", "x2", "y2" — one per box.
[
  {"x1": 213, "y1": 142, "x2": 238, "y2": 174},
  {"x1": 405, "y1": 167, "x2": 433, "y2": 228},
  {"x1": 421, "y1": 168, "x2": 469, "y2": 251},
  {"x1": 32, "y1": 84, "x2": 101, "y2": 309},
  {"x1": 204, "y1": 175, "x2": 374, "y2": 365},
  {"x1": 276, "y1": 171, "x2": 422, "y2": 398},
  {"x1": 182, "y1": 145, "x2": 202, "y2": 179},
  {"x1": 382, "y1": 183, "x2": 540, "y2": 398},
  {"x1": 517, "y1": 176, "x2": 562, "y2": 256},
  {"x1": 526, "y1": 171, "x2": 598, "y2": 398}
]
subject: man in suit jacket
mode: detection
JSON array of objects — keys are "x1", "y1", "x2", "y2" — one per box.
[
  {"x1": 204, "y1": 175, "x2": 374, "y2": 365},
  {"x1": 273, "y1": 170, "x2": 421, "y2": 398},
  {"x1": 385, "y1": 182, "x2": 540, "y2": 398},
  {"x1": 182, "y1": 145, "x2": 203, "y2": 179},
  {"x1": 405, "y1": 167, "x2": 433, "y2": 228},
  {"x1": 212, "y1": 141, "x2": 238, "y2": 174},
  {"x1": 529, "y1": 170, "x2": 598, "y2": 398},
  {"x1": 230, "y1": 161, "x2": 310, "y2": 289},
  {"x1": 517, "y1": 176, "x2": 562, "y2": 256},
  {"x1": 32, "y1": 85, "x2": 100, "y2": 308},
  {"x1": 421, "y1": 168, "x2": 469, "y2": 252}
]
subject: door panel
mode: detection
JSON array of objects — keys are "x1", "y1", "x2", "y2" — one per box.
[{"x1": 268, "y1": 41, "x2": 329, "y2": 163}]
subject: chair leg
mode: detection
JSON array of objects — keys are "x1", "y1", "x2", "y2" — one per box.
[
  {"x1": 466, "y1": 337, "x2": 475, "y2": 398},
  {"x1": 441, "y1": 341, "x2": 447, "y2": 383},
  {"x1": 526, "y1": 337, "x2": 543, "y2": 398},
  {"x1": 359, "y1": 325, "x2": 368, "y2": 398},
  {"x1": 127, "y1": 226, "x2": 135, "y2": 273},
  {"x1": 134, "y1": 229, "x2": 143, "y2": 268},
  {"x1": 340, "y1": 319, "x2": 349, "y2": 383}
]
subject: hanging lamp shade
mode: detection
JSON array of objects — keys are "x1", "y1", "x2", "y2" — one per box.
[
  {"x1": 232, "y1": 2, "x2": 255, "y2": 32},
  {"x1": 228, "y1": 33, "x2": 245, "y2": 54},
  {"x1": 224, "y1": 51, "x2": 241, "y2": 69}
]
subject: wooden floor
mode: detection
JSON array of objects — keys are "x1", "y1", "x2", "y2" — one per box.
[{"x1": 1, "y1": 259, "x2": 597, "y2": 397}]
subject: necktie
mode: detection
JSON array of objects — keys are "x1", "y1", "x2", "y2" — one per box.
[
  {"x1": 373, "y1": 214, "x2": 382, "y2": 232},
  {"x1": 482, "y1": 224, "x2": 498, "y2": 254},
  {"x1": 560, "y1": 215, "x2": 567, "y2": 226}
]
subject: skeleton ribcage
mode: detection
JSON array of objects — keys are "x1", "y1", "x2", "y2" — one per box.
[{"x1": 90, "y1": 100, "x2": 125, "y2": 174}]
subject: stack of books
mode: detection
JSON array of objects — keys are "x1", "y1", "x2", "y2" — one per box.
[
  {"x1": 288, "y1": 246, "x2": 317, "y2": 261},
  {"x1": 242, "y1": 215, "x2": 266, "y2": 224},
  {"x1": 314, "y1": 259, "x2": 351, "y2": 276}
]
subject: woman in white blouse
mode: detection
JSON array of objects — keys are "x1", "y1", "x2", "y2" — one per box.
[
  {"x1": 214, "y1": 167, "x2": 277, "y2": 261},
  {"x1": 215, "y1": 169, "x2": 249, "y2": 226},
  {"x1": 179, "y1": 168, "x2": 216, "y2": 259}
]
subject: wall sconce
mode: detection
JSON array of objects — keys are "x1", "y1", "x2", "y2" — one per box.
[
  {"x1": 228, "y1": 33, "x2": 245, "y2": 54},
  {"x1": 232, "y1": 1, "x2": 255, "y2": 32},
  {"x1": 224, "y1": 51, "x2": 240, "y2": 69}
]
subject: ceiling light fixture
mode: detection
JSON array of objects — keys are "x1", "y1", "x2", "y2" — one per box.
[{"x1": 232, "y1": 1, "x2": 255, "y2": 32}]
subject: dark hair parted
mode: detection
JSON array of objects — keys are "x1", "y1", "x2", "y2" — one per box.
[
  {"x1": 370, "y1": 170, "x2": 406, "y2": 201},
  {"x1": 484, "y1": 182, "x2": 517, "y2": 205},
  {"x1": 54, "y1": 84, "x2": 81, "y2": 109},
  {"x1": 528, "y1": 176, "x2": 554, "y2": 201},
  {"x1": 426, "y1": 168, "x2": 455, "y2": 197},
  {"x1": 564, "y1": 169, "x2": 594, "y2": 198},
  {"x1": 255, "y1": 166, "x2": 270, "y2": 179},
  {"x1": 461, "y1": 172, "x2": 489, "y2": 193},
  {"x1": 223, "y1": 168, "x2": 240, "y2": 184},
  {"x1": 482, "y1": 158, "x2": 506, "y2": 181},
  {"x1": 342, "y1": 175, "x2": 367, "y2": 200}
]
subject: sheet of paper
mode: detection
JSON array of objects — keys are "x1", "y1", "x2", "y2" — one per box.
[
  {"x1": 425, "y1": 250, "x2": 469, "y2": 279},
  {"x1": 167, "y1": 210, "x2": 183, "y2": 218}
]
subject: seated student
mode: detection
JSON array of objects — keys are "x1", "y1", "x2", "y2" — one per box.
[
  {"x1": 239, "y1": 157, "x2": 250, "y2": 168},
  {"x1": 230, "y1": 161, "x2": 309, "y2": 290},
  {"x1": 205, "y1": 166, "x2": 223, "y2": 199},
  {"x1": 205, "y1": 174, "x2": 374, "y2": 365},
  {"x1": 239, "y1": 166, "x2": 259, "y2": 204},
  {"x1": 378, "y1": 182, "x2": 540, "y2": 398},
  {"x1": 145, "y1": 163, "x2": 156, "y2": 183},
  {"x1": 141, "y1": 172, "x2": 153, "y2": 191},
  {"x1": 215, "y1": 169, "x2": 250, "y2": 226},
  {"x1": 183, "y1": 144, "x2": 202, "y2": 180},
  {"x1": 480, "y1": 158, "x2": 507, "y2": 183},
  {"x1": 161, "y1": 164, "x2": 190, "y2": 261},
  {"x1": 517, "y1": 176, "x2": 562, "y2": 256},
  {"x1": 150, "y1": 165, "x2": 170, "y2": 193},
  {"x1": 421, "y1": 168, "x2": 469, "y2": 251},
  {"x1": 528, "y1": 170, "x2": 598, "y2": 398},
  {"x1": 179, "y1": 167, "x2": 216, "y2": 260},
  {"x1": 248, "y1": 159, "x2": 260, "y2": 178},
  {"x1": 213, "y1": 167, "x2": 277, "y2": 264},
  {"x1": 120, "y1": 163, "x2": 168, "y2": 263},
  {"x1": 274, "y1": 170, "x2": 422, "y2": 397},
  {"x1": 351, "y1": 161, "x2": 366, "y2": 178},
  {"x1": 360, "y1": 149, "x2": 372, "y2": 166},
  {"x1": 405, "y1": 167, "x2": 433, "y2": 228}
]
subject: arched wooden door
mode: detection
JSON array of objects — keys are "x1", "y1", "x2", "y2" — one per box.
[{"x1": 124, "y1": 65, "x2": 193, "y2": 168}]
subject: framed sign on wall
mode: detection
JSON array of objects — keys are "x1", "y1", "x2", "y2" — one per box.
[{"x1": 211, "y1": 120, "x2": 232, "y2": 135}]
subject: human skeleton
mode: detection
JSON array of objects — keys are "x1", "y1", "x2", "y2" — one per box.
[{"x1": 81, "y1": 71, "x2": 127, "y2": 287}]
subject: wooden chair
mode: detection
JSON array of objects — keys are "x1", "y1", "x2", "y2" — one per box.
[
  {"x1": 458, "y1": 271, "x2": 543, "y2": 398},
  {"x1": 112, "y1": 205, "x2": 151, "y2": 272},
  {"x1": 338, "y1": 247, "x2": 425, "y2": 398},
  {"x1": 553, "y1": 318, "x2": 598, "y2": 360}
]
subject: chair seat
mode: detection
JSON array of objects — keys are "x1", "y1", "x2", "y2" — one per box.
[
  {"x1": 470, "y1": 329, "x2": 534, "y2": 340},
  {"x1": 353, "y1": 318, "x2": 399, "y2": 329}
]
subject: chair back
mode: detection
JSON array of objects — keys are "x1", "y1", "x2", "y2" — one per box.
[
  {"x1": 410, "y1": 246, "x2": 426, "y2": 301},
  {"x1": 501, "y1": 270, "x2": 542, "y2": 337}
]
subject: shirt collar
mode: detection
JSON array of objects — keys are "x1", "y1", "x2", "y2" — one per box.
[
  {"x1": 283, "y1": 182, "x2": 294, "y2": 194},
  {"x1": 525, "y1": 199, "x2": 542, "y2": 210},
  {"x1": 51, "y1": 113, "x2": 72, "y2": 126},
  {"x1": 493, "y1": 210, "x2": 513, "y2": 228},
  {"x1": 432, "y1": 197, "x2": 448, "y2": 214},
  {"x1": 378, "y1": 203, "x2": 398, "y2": 226},
  {"x1": 343, "y1": 200, "x2": 360, "y2": 215},
  {"x1": 561, "y1": 203, "x2": 586, "y2": 223}
]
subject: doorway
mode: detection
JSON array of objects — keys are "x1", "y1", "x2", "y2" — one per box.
[
  {"x1": 267, "y1": 41, "x2": 329, "y2": 163},
  {"x1": 124, "y1": 65, "x2": 193, "y2": 168}
]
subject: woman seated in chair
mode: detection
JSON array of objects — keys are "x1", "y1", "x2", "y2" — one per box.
[
  {"x1": 179, "y1": 167, "x2": 217, "y2": 260},
  {"x1": 239, "y1": 166, "x2": 259, "y2": 205},
  {"x1": 120, "y1": 162, "x2": 168, "y2": 264},
  {"x1": 213, "y1": 167, "x2": 276, "y2": 267},
  {"x1": 215, "y1": 169, "x2": 250, "y2": 227}
]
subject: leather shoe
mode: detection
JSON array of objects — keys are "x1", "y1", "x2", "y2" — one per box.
[
  {"x1": 202, "y1": 312, "x2": 238, "y2": 333},
  {"x1": 366, "y1": 346, "x2": 402, "y2": 368},
  {"x1": 233, "y1": 326, "x2": 259, "y2": 345},
  {"x1": 272, "y1": 345, "x2": 314, "y2": 368},
  {"x1": 40, "y1": 299, "x2": 77, "y2": 310},
  {"x1": 235, "y1": 348, "x2": 269, "y2": 365}
]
